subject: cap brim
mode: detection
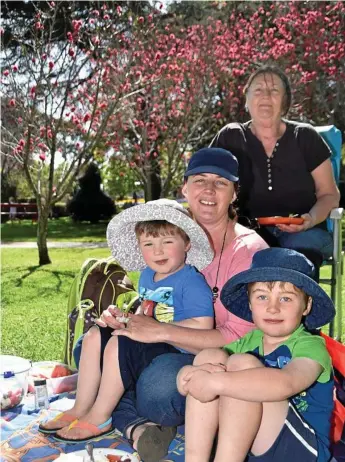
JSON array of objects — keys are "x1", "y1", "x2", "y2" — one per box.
[
  {"x1": 185, "y1": 166, "x2": 238, "y2": 182},
  {"x1": 220, "y1": 267, "x2": 335, "y2": 330}
]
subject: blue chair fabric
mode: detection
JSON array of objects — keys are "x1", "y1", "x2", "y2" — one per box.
[{"x1": 316, "y1": 125, "x2": 343, "y2": 341}]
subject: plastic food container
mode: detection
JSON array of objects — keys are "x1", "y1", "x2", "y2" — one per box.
[
  {"x1": 29, "y1": 361, "x2": 78, "y2": 396},
  {"x1": 0, "y1": 355, "x2": 32, "y2": 409}
]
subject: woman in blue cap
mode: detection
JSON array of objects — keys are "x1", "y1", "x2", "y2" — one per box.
[{"x1": 178, "y1": 247, "x2": 335, "y2": 462}]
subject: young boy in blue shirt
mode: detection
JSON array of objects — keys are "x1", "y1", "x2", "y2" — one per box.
[
  {"x1": 39, "y1": 199, "x2": 214, "y2": 460},
  {"x1": 178, "y1": 248, "x2": 335, "y2": 462}
]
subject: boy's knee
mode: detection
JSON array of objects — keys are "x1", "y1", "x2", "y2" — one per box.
[
  {"x1": 84, "y1": 325, "x2": 101, "y2": 344},
  {"x1": 193, "y1": 348, "x2": 227, "y2": 365},
  {"x1": 104, "y1": 335, "x2": 118, "y2": 358},
  {"x1": 226, "y1": 353, "x2": 263, "y2": 371}
]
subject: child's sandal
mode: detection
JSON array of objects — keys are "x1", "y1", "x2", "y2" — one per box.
[{"x1": 38, "y1": 411, "x2": 78, "y2": 434}]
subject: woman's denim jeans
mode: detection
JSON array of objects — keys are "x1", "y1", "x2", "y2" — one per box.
[
  {"x1": 73, "y1": 336, "x2": 194, "y2": 436},
  {"x1": 258, "y1": 226, "x2": 333, "y2": 281},
  {"x1": 265, "y1": 226, "x2": 333, "y2": 260}
]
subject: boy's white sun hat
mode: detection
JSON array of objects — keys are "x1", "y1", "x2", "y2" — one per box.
[{"x1": 107, "y1": 199, "x2": 214, "y2": 272}]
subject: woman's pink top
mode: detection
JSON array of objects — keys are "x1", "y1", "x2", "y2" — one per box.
[{"x1": 202, "y1": 224, "x2": 268, "y2": 344}]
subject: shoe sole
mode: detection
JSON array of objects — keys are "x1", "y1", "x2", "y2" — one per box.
[{"x1": 137, "y1": 426, "x2": 177, "y2": 462}]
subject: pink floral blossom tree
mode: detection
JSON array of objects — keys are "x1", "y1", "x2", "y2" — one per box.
[{"x1": 1, "y1": 2, "x2": 159, "y2": 264}]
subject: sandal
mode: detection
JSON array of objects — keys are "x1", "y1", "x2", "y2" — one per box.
[
  {"x1": 38, "y1": 411, "x2": 78, "y2": 435},
  {"x1": 53, "y1": 417, "x2": 114, "y2": 444},
  {"x1": 130, "y1": 424, "x2": 177, "y2": 462}
]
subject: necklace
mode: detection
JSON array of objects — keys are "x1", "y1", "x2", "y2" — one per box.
[{"x1": 212, "y1": 226, "x2": 228, "y2": 302}]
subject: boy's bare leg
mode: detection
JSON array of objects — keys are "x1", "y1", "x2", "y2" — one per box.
[
  {"x1": 58, "y1": 335, "x2": 124, "y2": 438},
  {"x1": 250, "y1": 400, "x2": 288, "y2": 455},
  {"x1": 214, "y1": 354, "x2": 287, "y2": 462},
  {"x1": 185, "y1": 348, "x2": 229, "y2": 462},
  {"x1": 43, "y1": 326, "x2": 102, "y2": 430}
]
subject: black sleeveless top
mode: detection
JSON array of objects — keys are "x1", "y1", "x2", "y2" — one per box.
[{"x1": 210, "y1": 120, "x2": 331, "y2": 228}]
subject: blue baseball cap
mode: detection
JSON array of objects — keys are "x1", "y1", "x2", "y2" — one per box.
[
  {"x1": 220, "y1": 248, "x2": 335, "y2": 330},
  {"x1": 184, "y1": 148, "x2": 239, "y2": 183}
]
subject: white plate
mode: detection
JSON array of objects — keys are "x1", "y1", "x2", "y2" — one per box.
[{"x1": 67, "y1": 448, "x2": 140, "y2": 461}]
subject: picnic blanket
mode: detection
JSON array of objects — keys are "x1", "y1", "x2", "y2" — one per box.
[
  {"x1": 2, "y1": 393, "x2": 343, "y2": 461},
  {"x1": 0, "y1": 392, "x2": 186, "y2": 462}
]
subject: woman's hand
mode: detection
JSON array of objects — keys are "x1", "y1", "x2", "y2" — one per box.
[
  {"x1": 95, "y1": 305, "x2": 127, "y2": 330},
  {"x1": 276, "y1": 213, "x2": 314, "y2": 233},
  {"x1": 112, "y1": 313, "x2": 164, "y2": 343}
]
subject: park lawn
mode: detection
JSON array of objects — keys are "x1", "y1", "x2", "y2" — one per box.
[
  {"x1": 1, "y1": 217, "x2": 108, "y2": 243},
  {"x1": 1, "y1": 248, "x2": 138, "y2": 362},
  {"x1": 1, "y1": 248, "x2": 344, "y2": 362}
]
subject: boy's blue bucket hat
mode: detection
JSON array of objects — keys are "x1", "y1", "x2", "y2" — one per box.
[
  {"x1": 184, "y1": 147, "x2": 239, "y2": 183},
  {"x1": 220, "y1": 248, "x2": 335, "y2": 330}
]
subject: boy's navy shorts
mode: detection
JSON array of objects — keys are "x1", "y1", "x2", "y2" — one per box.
[
  {"x1": 98, "y1": 326, "x2": 180, "y2": 390},
  {"x1": 246, "y1": 402, "x2": 329, "y2": 462}
]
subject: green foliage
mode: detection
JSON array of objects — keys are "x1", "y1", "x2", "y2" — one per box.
[{"x1": 102, "y1": 158, "x2": 141, "y2": 200}]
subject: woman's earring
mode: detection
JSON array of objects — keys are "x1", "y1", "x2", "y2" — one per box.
[{"x1": 245, "y1": 104, "x2": 249, "y2": 112}]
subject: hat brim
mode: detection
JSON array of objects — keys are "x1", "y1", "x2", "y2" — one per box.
[
  {"x1": 220, "y1": 267, "x2": 335, "y2": 330},
  {"x1": 184, "y1": 165, "x2": 238, "y2": 182},
  {"x1": 107, "y1": 204, "x2": 214, "y2": 271}
]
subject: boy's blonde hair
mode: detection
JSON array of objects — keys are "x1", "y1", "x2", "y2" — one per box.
[{"x1": 135, "y1": 220, "x2": 190, "y2": 245}]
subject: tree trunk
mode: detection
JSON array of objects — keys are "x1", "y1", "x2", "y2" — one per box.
[
  {"x1": 37, "y1": 207, "x2": 51, "y2": 265},
  {"x1": 144, "y1": 159, "x2": 161, "y2": 202}
]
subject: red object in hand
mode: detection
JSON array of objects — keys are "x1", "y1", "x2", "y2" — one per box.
[
  {"x1": 51, "y1": 365, "x2": 72, "y2": 378},
  {"x1": 257, "y1": 216, "x2": 304, "y2": 226},
  {"x1": 141, "y1": 300, "x2": 156, "y2": 317}
]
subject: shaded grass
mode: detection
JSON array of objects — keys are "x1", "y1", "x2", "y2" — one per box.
[
  {"x1": 1, "y1": 248, "x2": 110, "y2": 361},
  {"x1": 1, "y1": 248, "x2": 344, "y2": 363},
  {"x1": 1, "y1": 217, "x2": 108, "y2": 243}
]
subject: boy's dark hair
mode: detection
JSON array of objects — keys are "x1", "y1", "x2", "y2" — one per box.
[
  {"x1": 135, "y1": 220, "x2": 190, "y2": 245},
  {"x1": 243, "y1": 65, "x2": 292, "y2": 116},
  {"x1": 248, "y1": 281, "x2": 310, "y2": 304}
]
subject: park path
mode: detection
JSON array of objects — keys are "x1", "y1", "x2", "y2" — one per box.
[{"x1": 1, "y1": 241, "x2": 108, "y2": 249}]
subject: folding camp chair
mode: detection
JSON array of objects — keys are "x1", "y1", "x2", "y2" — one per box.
[{"x1": 316, "y1": 125, "x2": 344, "y2": 341}]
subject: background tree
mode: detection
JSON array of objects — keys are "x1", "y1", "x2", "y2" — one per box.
[
  {"x1": 67, "y1": 163, "x2": 115, "y2": 223},
  {"x1": 1, "y1": 1, "x2": 159, "y2": 264},
  {"x1": 2, "y1": 1, "x2": 344, "y2": 264}
]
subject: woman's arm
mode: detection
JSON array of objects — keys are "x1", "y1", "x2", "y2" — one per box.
[
  {"x1": 308, "y1": 158, "x2": 340, "y2": 224},
  {"x1": 277, "y1": 158, "x2": 340, "y2": 233},
  {"x1": 113, "y1": 315, "x2": 226, "y2": 354}
]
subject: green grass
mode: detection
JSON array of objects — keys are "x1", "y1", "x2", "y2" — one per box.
[
  {"x1": 1, "y1": 248, "x2": 111, "y2": 361},
  {"x1": 1, "y1": 217, "x2": 108, "y2": 243},
  {"x1": 1, "y1": 247, "x2": 344, "y2": 362}
]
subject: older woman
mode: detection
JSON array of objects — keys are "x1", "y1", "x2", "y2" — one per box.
[
  {"x1": 211, "y1": 65, "x2": 340, "y2": 280},
  {"x1": 70, "y1": 148, "x2": 268, "y2": 462}
]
